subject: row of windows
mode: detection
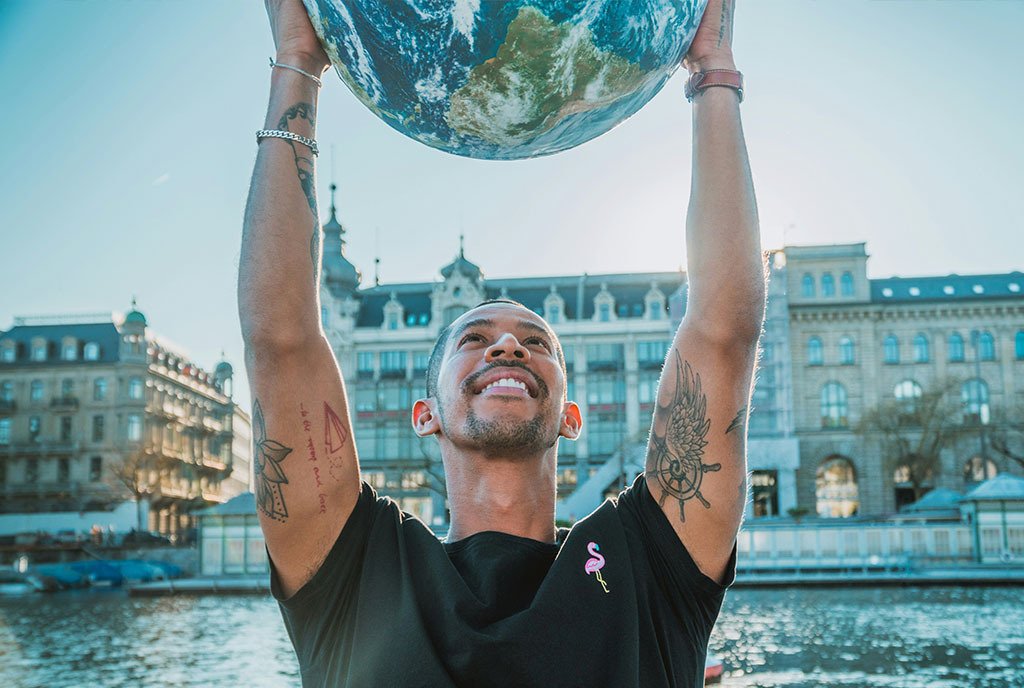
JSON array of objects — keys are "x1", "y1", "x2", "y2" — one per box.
[
  {"x1": 0, "y1": 456, "x2": 105, "y2": 485},
  {"x1": 0, "y1": 339, "x2": 104, "y2": 363},
  {"x1": 0, "y1": 414, "x2": 142, "y2": 445},
  {"x1": 380, "y1": 298, "x2": 669, "y2": 330},
  {"x1": 801, "y1": 271, "x2": 856, "y2": 299},
  {"x1": 0, "y1": 377, "x2": 144, "y2": 403},
  {"x1": 807, "y1": 330, "x2": 1024, "y2": 365},
  {"x1": 818, "y1": 378, "x2": 990, "y2": 429}
]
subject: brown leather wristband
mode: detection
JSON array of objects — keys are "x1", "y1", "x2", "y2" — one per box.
[{"x1": 684, "y1": 69, "x2": 744, "y2": 103}]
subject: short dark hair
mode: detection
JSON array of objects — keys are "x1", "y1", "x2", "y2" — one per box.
[{"x1": 424, "y1": 299, "x2": 565, "y2": 397}]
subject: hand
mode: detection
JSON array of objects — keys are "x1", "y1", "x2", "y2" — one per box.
[
  {"x1": 265, "y1": 0, "x2": 330, "y2": 75},
  {"x1": 684, "y1": 0, "x2": 736, "y2": 74}
]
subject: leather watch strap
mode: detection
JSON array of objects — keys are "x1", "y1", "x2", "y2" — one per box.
[{"x1": 684, "y1": 69, "x2": 744, "y2": 103}]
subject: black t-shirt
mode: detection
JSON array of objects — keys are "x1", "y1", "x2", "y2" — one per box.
[{"x1": 271, "y1": 474, "x2": 734, "y2": 688}]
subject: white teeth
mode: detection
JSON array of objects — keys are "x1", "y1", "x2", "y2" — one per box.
[{"x1": 483, "y1": 377, "x2": 528, "y2": 393}]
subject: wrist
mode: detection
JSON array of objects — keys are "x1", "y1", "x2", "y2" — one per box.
[
  {"x1": 685, "y1": 53, "x2": 736, "y2": 74},
  {"x1": 275, "y1": 51, "x2": 330, "y2": 77}
]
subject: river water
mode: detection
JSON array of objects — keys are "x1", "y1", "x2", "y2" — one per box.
[{"x1": 0, "y1": 587, "x2": 1021, "y2": 687}]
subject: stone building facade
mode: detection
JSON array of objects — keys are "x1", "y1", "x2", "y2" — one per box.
[{"x1": 0, "y1": 304, "x2": 252, "y2": 540}]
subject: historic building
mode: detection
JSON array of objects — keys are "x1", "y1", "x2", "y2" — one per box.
[
  {"x1": 0, "y1": 303, "x2": 252, "y2": 540},
  {"x1": 785, "y1": 243, "x2": 1024, "y2": 517}
]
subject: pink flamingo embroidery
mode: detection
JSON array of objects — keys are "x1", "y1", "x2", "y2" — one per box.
[{"x1": 585, "y1": 541, "x2": 610, "y2": 593}]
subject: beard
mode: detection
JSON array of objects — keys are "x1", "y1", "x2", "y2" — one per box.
[{"x1": 463, "y1": 406, "x2": 559, "y2": 457}]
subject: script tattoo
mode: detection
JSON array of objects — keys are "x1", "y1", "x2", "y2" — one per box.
[
  {"x1": 646, "y1": 352, "x2": 721, "y2": 522},
  {"x1": 277, "y1": 101, "x2": 320, "y2": 284},
  {"x1": 253, "y1": 399, "x2": 293, "y2": 522},
  {"x1": 300, "y1": 403, "x2": 327, "y2": 514},
  {"x1": 717, "y1": 0, "x2": 733, "y2": 50},
  {"x1": 725, "y1": 406, "x2": 747, "y2": 435}
]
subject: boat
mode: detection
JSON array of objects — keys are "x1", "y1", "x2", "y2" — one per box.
[{"x1": 705, "y1": 652, "x2": 724, "y2": 684}]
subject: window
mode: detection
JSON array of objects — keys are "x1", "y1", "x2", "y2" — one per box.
[
  {"x1": 29, "y1": 416, "x2": 41, "y2": 442},
  {"x1": 586, "y1": 343, "x2": 623, "y2": 371},
  {"x1": 562, "y1": 345, "x2": 574, "y2": 372},
  {"x1": 840, "y1": 271, "x2": 854, "y2": 297},
  {"x1": 838, "y1": 336, "x2": 855, "y2": 365},
  {"x1": 807, "y1": 337, "x2": 823, "y2": 366},
  {"x1": 380, "y1": 351, "x2": 407, "y2": 377},
  {"x1": 637, "y1": 372, "x2": 660, "y2": 406},
  {"x1": 92, "y1": 415, "x2": 105, "y2": 442},
  {"x1": 94, "y1": 378, "x2": 107, "y2": 401},
  {"x1": 961, "y1": 379, "x2": 990, "y2": 425},
  {"x1": 31, "y1": 340, "x2": 47, "y2": 361},
  {"x1": 894, "y1": 380, "x2": 923, "y2": 417},
  {"x1": 1, "y1": 381, "x2": 12, "y2": 402},
  {"x1": 61, "y1": 378, "x2": 73, "y2": 397},
  {"x1": 386, "y1": 313, "x2": 399, "y2": 330},
  {"x1": 821, "y1": 273, "x2": 836, "y2": 297},
  {"x1": 820, "y1": 382, "x2": 848, "y2": 428},
  {"x1": 1016, "y1": 330, "x2": 1024, "y2": 360},
  {"x1": 598, "y1": 303, "x2": 611, "y2": 322},
  {"x1": 963, "y1": 456, "x2": 997, "y2": 485},
  {"x1": 750, "y1": 470, "x2": 778, "y2": 518},
  {"x1": 883, "y1": 335, "x2": 900, "y2": 364},
  {"x1": 413, "y1": 352, "x2": 430, "y2": 374},
  {"x1": 815, "y1": 456, "x2": 859, "y2": 517},
  {"x1": 357, "y1": 352, "x2": 375, "y2": 379},
  {"x1": 801, "y1": 273, "x2": 815, "y2": 298},
  {"x1": 127, "y1": 414, "x2": 142, "y2": 441},
  {"x1": 977, "y1": 331, "x2": 995, "y2": 361},
  {"x1": 637, "y1": 341, "x2": 670, "y2": 369},
  {"x1": 913, "y1": 334, "x2": 930, "y2": 363},
  {"x1": 646, "y1": 299, "x2": 663, "y2": 320},
  {"x1": 60, "y1": 416, "x2": 72, "y2": 442},
  {"x1": 26, "y1": 458, "x2": 39, "y2": 483},
  {"x1": 587, "y1": 375, "x2": 625, "y2": 405},
  {"x1": 30, "y1": 380, "x2": 44, "y2": 402},
  {"x1": 58, "y1": 457, "x2": 70, "y2": 482},
  {"x1": 90, "y1": 456, "x2": 103, "y2": 481},
  {"x1": 0, "y1": 418, "x2": 10, "y2": 445},
  {"x1": 84, "y1": 342, "x2": 100, "y2": 361},
  {"x1": 62, "y1": 341, "x2": 77, "y2": 361},
  {"x1": 0, "y1": 345, "x2": 14, "y2": 362},
  {"x1": 128, "y1": 377, "x2": 144, "y2": 400},
  {"x1": 948, "y1": 333, "x2": 965, "y2": 362}
]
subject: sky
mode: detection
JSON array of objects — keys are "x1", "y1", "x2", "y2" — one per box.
[{"x1": 1, "y1": 0, "x2": 1022, "y2": 413}]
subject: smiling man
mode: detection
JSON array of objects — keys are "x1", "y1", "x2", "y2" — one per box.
[{"x1": 240, "y1": 1, "x2": 764, "y2": 686}]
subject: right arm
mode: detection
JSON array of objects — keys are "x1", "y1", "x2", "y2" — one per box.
[{"x1": 239, "y1": 0, "x2": 360, "y2": 599}]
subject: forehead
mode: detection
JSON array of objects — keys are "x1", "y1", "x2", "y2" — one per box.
[{"x1": 446, "y1": 304, "x2": 555, "y2": 349}]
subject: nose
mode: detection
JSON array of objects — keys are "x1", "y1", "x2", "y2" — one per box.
[{"x1": 484, "y1": 333, "x2": 530, "y2": 363}]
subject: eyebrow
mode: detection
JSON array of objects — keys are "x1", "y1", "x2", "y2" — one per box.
[{"x1": 451, "y1": 317, "x2": 551, "y2": 342}]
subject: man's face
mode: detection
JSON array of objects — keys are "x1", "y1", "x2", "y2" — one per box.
[{"x1": 429, "y1": 303, "x2": 572, "y2": 458}]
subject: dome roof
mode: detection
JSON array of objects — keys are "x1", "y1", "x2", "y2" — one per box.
[
  {"x1": 123, "y1": 297, "x2": 147, "y2": 326},
  {"x1": 441, "y1": 239, "x2": 482, "y2": 282},
  {"x1": 215, "y1": 360, "x2": 233, "y2": 376},
  {"x1": 321, "y1": 183, "x2": 362, "y2": 294}
]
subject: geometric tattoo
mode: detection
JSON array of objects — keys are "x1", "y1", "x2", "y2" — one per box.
[
  {"x1": 323, "y1": 401, "x2": 349, "y2": 482},
  {"x1": 253, "y1": 398, "x2": 293, "y2": 522},
  {"x1": 646, "y1": 352, "x2": 720, "y2": 522},
  {"x1": 725, "y1": 406, "x2": 747, "y2": 435}
]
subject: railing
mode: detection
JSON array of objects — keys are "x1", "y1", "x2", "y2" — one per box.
[
  {"x1": 0, "y1": 400, "x2": 16, "y2": 414},
  {"x1": 49, "y1": 396, "x2": 79, "y2": 411},
  {"x1": 2, "y1": 441, "x2": 79, "y2": 455}
]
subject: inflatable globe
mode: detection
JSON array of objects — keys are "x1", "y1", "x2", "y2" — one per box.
[{"x1": 303, "y1": 0, "x2": 708, "y2": 160}]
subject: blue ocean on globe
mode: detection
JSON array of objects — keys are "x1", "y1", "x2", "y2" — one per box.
[{"x1": 303, "y1": 0, "x2": 708, "y2": 160}]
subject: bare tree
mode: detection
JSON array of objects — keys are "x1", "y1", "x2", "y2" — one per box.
[
  {"x1": 988, "y1": 402, "x2": 1024, "y2": 472},
  {"x1": 857, "y1": 378, "x2": 970, "y2": 503},
  {"x1": 108, "y1": 449, "x2": 154, "y2": 535}
]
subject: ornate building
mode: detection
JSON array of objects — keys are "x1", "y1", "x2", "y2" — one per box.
[{"x1": 0, "y1": 303, "x2": 252, "y2": 540}]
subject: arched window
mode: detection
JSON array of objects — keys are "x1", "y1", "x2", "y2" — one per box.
[
  {"x1": 963, "y1": 456, "x2": 997, "y2": 485},
  {"x1": 948, "y1": 333, "x2": 965, "y2": 362},
  {"x1": 894, "y1": 379, "x2": 923, "y2": 417},
  {"x1": 977, "y1": 331, "x2": 995, "y2": 361},
  {"x1": 1016, "y1": 330, "x2": 1024, "y2": 360},
  {"x1": 807, "y1": 337, "x2": 823, "y2": 366},
  {"x1": 30, "y1": 380, "x2": 44, "y2": 402},
  {"x1": 821, "y1": 273, "x2": 836, "y2": 297},
  {"x1": 961, "y1": 378, "x2": 989, "y2": 424},
  {"x1": 816, "y1": 456, "x2": 859, "y2": 517},
  {"x1": 883, "y1": 335, "x2": 900, "y2": 364},
  {"x1": 913, "y1": 333, "x2": 930, "y2": 363},
  {"x1": 840, "y1": 271, "x2": 855, "y2": 296},
  {"x1": 820, "y1": 382, "x2": 848, "y2": 428},
  {"x1": 84, "y1": 342, "x2": 100, "y2": 361},
  {"x1": 893, "y1": 464, "x2": 934, "y2": 510},
  {"x1": 801, "y1": 273, "x2": 815, "y2": 298},
  {"x1": 838, "y1": 336, "x2": 855, "y2": 365}
]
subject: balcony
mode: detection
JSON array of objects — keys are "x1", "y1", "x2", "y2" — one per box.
[
  {"x1": 2, "y1": 441, "x2": 78, "y2": 456},
  {"x1": 199, "y1": 454, "x2": 229, "y2": 472},
  {"x1": 0, "y1": 400, "x2": 16, "y2": 415},
  {"x1": 50, "y1": 396, "x2": 79, "y2": 411}
]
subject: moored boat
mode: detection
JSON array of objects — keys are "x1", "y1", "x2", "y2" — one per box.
[{"x1": 704, "y1": 652, "x2": 724, "y2": 683}]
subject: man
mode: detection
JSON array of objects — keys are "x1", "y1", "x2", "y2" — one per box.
[{"x1": 240, "y1": 0, "x2": 763, "y2": 685}]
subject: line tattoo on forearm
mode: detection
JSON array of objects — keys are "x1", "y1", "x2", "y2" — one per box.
[
  {"x1": 253, "y1": 399, "x2": 293, "y2": 522},
  {"x1": 646, "y1": 352, "x2": 720, "y2": 522},
  {"x1": 277, "y1": 101, "x2": 321, "y2": 283},
  {"x1": 725, "y1": 406, "x2": 747, "y2": 435}
]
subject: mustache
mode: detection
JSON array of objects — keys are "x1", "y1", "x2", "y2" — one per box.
[{"x1": 462, "y1": 361, "x2": 549, "y2": 398}]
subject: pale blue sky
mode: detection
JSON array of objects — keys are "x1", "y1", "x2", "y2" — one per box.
[{"x1": 1, "y1": 1, "x2": 1022, "y2": 412}]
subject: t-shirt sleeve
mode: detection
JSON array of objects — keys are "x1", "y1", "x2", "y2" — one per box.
[
  {"x1": 615, "y1": 474, "x2": 736, "y2": 638},
  {"x1": 269, "y1": 482, "x2": 386, "y2": 652}
]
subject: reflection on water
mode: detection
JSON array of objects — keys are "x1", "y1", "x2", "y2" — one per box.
[{"x1": 0, "y1": 587, "x2": 1021, "y2": 687}]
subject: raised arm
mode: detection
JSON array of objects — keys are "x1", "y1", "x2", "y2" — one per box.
[
  {"x1": 644, "y1": 0, "x2": 765, "y2": 583},
  {"x1": 239, "y1": 0, "x2": 361, "y2": 598}
]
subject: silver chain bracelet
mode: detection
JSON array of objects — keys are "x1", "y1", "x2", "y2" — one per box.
[
  {"x1": 269, "y1": 57, "x2": 323, "y2": 88},
  {"x1": 256, "y1": 129, "x2": 319, "y2": 156}
]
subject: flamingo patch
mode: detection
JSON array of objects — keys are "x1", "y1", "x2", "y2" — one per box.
[{"x1": 584, "y1": 541, "x2": 610, "y2": 594}]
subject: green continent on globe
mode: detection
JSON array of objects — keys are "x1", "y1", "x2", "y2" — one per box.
[{"x1": 446, "y1": 6, "x2": 649, "y2": 147}]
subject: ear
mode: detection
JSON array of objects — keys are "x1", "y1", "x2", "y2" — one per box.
[
  {"x1": 559, "y1": 401, "x2": 582, "y2": 440},
  {"x1": 412, "y1": 398, "x2": 441, "y2": 437}
]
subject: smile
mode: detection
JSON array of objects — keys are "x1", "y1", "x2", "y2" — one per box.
[{"x1": 480, "y1": 378, "x2": 530, "y2": 394}]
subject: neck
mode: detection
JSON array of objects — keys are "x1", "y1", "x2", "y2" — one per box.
[{"x1": 443, "y1": 447, "x2": 558, "y2": 544}]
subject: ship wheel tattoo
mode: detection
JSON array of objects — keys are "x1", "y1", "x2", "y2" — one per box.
[
  {"x1": 253, "y1": 399, "x2": 293, "y2": 522},
  {"x1": 646, "y1": 353, "x2": 720, "y2": 522}
]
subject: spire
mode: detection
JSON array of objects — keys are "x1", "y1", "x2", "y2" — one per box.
[
  {"x1": 441, "y1": 236, "x2": 482, "y2": 282},
  {"x1": 459, "y1": 232, "x2": 465, "y2": 258},
  {"x1": 374, "y1": 256, "x2": 381, "y2": 287}
]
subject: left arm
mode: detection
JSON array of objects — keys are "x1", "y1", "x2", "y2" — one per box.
[{"x1": 645, "y1": 0, "x2": 765, "y2": 584}]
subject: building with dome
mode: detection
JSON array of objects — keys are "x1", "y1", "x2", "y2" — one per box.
[{"x1": 0, "y1": 302, "x2": 252, "y2": 541}]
